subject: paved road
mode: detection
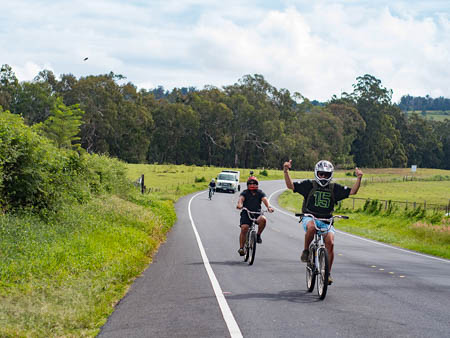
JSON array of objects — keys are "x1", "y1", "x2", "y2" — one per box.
[{"x1": 99, "y1": 180, "x2": 450, "y2": 337}]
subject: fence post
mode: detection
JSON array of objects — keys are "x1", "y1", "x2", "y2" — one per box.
[
  {"x1": 140, "y1": 174, "x2": 145, "y2": 194},
  {"x1": 424, "y1": 201, "x2": 426, "y2": 210},
  {"x1": 385, "y1": 200, "x2": 388, "y2": 210},
  {"x1": 353, "y1": 198, "x2": 355, "y2": 210}
]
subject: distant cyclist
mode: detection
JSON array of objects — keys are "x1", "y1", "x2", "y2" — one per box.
[
  {"x1": 236, "y1": 176, "x2": 274, "y2": 256},
  {"x1": 209, "y1": 178, "x2": 216, "y2": 195},
  {"x1": 283, "y1": 160, "x2": 363, "y2": 284}
]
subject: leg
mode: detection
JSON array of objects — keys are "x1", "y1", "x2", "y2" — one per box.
[
  {"x1": 324, "y1": 232, "x2": 335, "y2": 271},
  {"x1": 256, "y1": 215, "x2": 266, "y2": 235},
  {"x1": 240, "y1": 224, "x2": 249, "y2": 249},
  {"x1": 304, "y1": 220, "x2": 315, "y2": 250}
]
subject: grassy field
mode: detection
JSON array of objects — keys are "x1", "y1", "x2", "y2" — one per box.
[{"x1": 405, "y1": 110, "x2": 450, "y2": 121}]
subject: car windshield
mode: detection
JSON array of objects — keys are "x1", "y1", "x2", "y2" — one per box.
[{"x1": 218, "y1": 173, "x2": 235, "y2": 181}]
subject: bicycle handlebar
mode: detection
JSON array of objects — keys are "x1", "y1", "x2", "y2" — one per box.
[
  {"x1": 295, "y1": 213, "x2": 349, "y2": 221},
  {"x1": 295, "y1": 213, "x2": 349, "y2": 231}
]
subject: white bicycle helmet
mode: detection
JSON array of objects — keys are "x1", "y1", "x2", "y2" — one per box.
[{"x1": 314, "y1": 160, "x2": 334, "y2": 187}]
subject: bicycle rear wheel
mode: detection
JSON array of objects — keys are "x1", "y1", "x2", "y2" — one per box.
[
  {"x1": 317, "y1": 247, "x2": 329, "y2": 300},
  {"x1": 248, "y1": 230, "x2": 257, "y2": 265}
]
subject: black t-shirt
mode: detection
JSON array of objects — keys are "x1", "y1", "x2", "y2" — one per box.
[
  {"x1": 293, "y1": 180, "x2": 351, "y2": 218},
  {"x1": 240, "y1": 189, "x2": 266, "y2": 213},
  {"x1": 209, "y1": 182, "x2": 216, "y2": 188}
]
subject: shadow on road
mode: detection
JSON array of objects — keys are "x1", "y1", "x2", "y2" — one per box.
[
  {"x1": 224, "y1": 289, "x2": 321, "y2": 303},
  {"x1": 189, "y1": 260, "x2": 245, "y2": 267}
]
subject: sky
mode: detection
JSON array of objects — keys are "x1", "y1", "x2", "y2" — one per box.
[{"x1": 1, "y1": 0, "x2": 449, "y2": 103}]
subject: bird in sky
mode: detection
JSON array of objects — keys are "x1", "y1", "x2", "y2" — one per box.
[{"x1": 83, "y1": 57, "x2": 88, "y2": 61}]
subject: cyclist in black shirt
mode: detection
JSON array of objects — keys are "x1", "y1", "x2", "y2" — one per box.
[
  {"x1": 236, "y1": 176, "x2": 274, "y2": 256},
  {"x1": 283, "y1": 159, "x2": 363, "y2": 284},
  {"x1": 209, "y1": 178, "x2": 216, "y2": 190}
]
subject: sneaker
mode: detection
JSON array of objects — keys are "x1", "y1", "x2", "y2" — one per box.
[
  {"x1": 300, "y1": 249, "x2": 309, "y2": 262},
  {"x1": 238, "y1": 248, "x2": 245, "y2": 256},
  {"x1": 328, "y1": 275, "x2": 333, "y2": 285},
  {"x1": 256, "y1": 234, "x2": 262, "y2": 244}
]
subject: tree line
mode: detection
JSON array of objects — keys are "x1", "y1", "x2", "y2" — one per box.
[
  {"x1": 398, "y1": 94, "x2": 450, "y2": 112},
  {"x1": 1, "y1": 64, "x2": 449, "y2": 170}
]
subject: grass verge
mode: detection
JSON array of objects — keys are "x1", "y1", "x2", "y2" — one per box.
[{"x1": 0, "y1": 191, "x2": 175, "y2": 337}]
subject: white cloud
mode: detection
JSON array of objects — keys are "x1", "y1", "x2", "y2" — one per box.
[{"x1": 1, "y1": 1, "x2": 449, "y2": 102}]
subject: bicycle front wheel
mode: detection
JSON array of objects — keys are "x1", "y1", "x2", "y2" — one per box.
[
  {"x1": 208, "y1": 189, "x2": 212, "y2": 199},
  {"x1": 317, "y1": 247, "x2": 329, "y2": 300},
  {"x1": 244, "y1": 233, "x2": 250, "y2": 262},
  {"x1": 248, "y1": 230, "x2": 257, "y2": 265},
  {"x1": 306, "y1": 259, "x2": 316, "y2": 292}
]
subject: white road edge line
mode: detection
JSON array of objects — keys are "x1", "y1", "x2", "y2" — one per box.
[
  {"x1": 188, "y1": 191, "x2": 243, "y2": 338},
  {"x1": 269, "y1": 188, "x2": 449, "y2": 264}
]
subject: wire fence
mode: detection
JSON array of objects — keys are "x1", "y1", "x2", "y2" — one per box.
[{"x1": 339, "y1": 197, "x2": 450, "y2": 214}]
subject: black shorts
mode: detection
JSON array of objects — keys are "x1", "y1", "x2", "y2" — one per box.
[{"x1": 239, "y1": 210, "x2": 259, "y2": 227}]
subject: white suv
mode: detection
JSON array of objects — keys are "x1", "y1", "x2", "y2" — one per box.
[{"x1": 216, "y1": 170, "x2": 240, "y2": 193}]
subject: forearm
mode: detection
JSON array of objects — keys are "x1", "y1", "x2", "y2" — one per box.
[
  {"x1": 350, "y1": 177, "x2": 362, "y2": 195},
  {"x1": 284, "y1": 170, "x2": 294, "y2": 190}
]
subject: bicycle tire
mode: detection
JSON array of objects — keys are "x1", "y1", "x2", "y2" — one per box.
[
  {"x1": 244, "y1": 232, "x2": 250, "y2": 262},
  {"x1": 208, "y1": 189, "x2": 212, "y2": 200},
  {"x1": 306, "y1": 251, "x2": 316, "y2": 292},
  {"x1": 317, "y1": 247, "x2": 329, "y2": 300},
  {"x1": 248, "y1": 230, "x2": 257, "y2": 265}
]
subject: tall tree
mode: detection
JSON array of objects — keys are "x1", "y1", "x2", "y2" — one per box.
[
  {"x1": 349, "y1": 74, "x2": 407, "y2": 167},
  {"x1": 33, "y1": 97, "x2": 85, "y2": 150},
  {"x1": 0, "y1": 64, "x2": 19, "y2": 111}
]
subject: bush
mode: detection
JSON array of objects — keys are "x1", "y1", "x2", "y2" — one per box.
[
  {"x1": 259, "y1": 169, "x2": 268, "y2": 177},
  {"x1": 0, "y1": 110, "x2": 129, "y2": 213},
  {"x1": 194, "y1": 176, "x2": 206, "y2": 183}
]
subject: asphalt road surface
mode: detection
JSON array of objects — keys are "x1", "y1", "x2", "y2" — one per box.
[{"x1": 99, "y1": 180, "x2": 450, "y2": 338}]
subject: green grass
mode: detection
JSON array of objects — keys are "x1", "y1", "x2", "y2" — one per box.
[
  {"x1": 405, "y1": 110, "x2": 450, "y2": 121},
  {"x1": 0, "y1": 192, "x2": 175, "y2": 337}
]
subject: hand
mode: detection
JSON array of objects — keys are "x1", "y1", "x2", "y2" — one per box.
[
  {"x1": 268, "y1": 206, "x2": 274, "y2": 213},
  {"x1": 355, "y1": 167, "x2": 363, "y2": 178},
  {"x1": 236, "y1": 204, "x2": 242, "y2": 210},
  {"x1": 283, "y1": 160, "x2": 292, "y2": 172}
]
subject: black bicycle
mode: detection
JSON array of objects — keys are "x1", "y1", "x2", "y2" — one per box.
[
  {"x1": 296, "y1": 213, "x2": 348, "y2": 300},
  {"x1": 241, "y1": 207, "x2": 264, "y2": 265},
  {"x1": 208, "y1": 186, "x2": 215, "y2": 200}
]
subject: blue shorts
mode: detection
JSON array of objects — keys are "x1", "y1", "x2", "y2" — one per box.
[{"x1": 301, "y1": 217, "x2": 335, "y2": 234}]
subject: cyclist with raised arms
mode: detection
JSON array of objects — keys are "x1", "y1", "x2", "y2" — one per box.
[
  {"x1": 283, "y1": 160, "x2": 363, "y2": 284},
  {"x1": 236, "y1": 176, "x2": 274, "y2": 256}
]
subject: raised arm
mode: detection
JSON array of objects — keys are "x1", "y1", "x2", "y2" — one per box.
[
  {"x1": 283, "y1": 160, "x2": 294, "y2": 190},
  {"x1": 350, "y1": 167, "x2": 363, "y2": 195}
]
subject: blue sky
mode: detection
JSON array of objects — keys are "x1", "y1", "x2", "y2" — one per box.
[{"x1": 1, "y1": 0, "x2": 449, "y2": 102}]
